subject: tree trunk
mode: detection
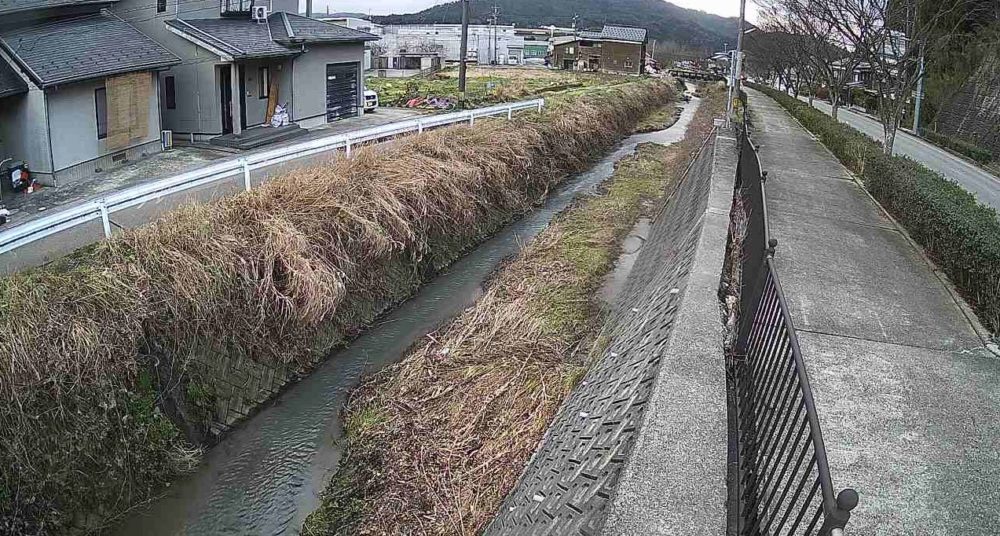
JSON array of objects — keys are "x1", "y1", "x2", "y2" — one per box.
[
  {"x1": 884, "y1": 125, "x2": 896, "y2": 155},
  {"x1": 831, "y1": 102, "x2": 840, "y2": 120}
]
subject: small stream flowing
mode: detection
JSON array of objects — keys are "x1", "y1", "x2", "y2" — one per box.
[{"x1": 115, "y1": 92, "x2": 700, "y2": 536}]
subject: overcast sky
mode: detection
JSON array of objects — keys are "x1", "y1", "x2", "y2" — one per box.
[{"x1": 311, "y1": 0, "x2": 759, "y2": 22}]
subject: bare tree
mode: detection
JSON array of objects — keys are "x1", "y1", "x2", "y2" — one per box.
[
  {"x1": 809, "y1": 0, "x2": 978, "y2": 153},
  {"x1": 758, "y1": 0, "x2": 866, "y2": 118}
]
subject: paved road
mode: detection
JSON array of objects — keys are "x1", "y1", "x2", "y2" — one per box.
[
  {"x1": 801, "y1": 97, "x2": 1000, "y2": 211},
  {"x1": 752, "y1": 88, "x2": 1000, "y2": 535}
]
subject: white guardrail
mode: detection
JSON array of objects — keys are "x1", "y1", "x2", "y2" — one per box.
[{"x1": 0, "y1": 98, "x2": 545, "y2": 256}]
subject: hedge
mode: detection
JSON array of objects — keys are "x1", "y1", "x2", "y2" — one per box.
[
  {"x1": 924, "y1": 129, "x2": 995, "y2": 165},
  {"x1": 749, "y1": 83, "x2": 1000, "y2": 335}
]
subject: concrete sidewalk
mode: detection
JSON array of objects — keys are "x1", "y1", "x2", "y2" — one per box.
[{"x1": 748, "y1": 88, "x2": 1000, "y2": 535}]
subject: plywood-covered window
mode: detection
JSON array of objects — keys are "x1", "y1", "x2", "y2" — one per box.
[
  {"x1": 106, "y1": 72, "x2": 151, "y2": 150},
  {"x1": 258, "y1": 67, "x2": 269, "y2": 99}
]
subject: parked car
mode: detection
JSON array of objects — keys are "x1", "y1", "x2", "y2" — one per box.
[{"x1": 364, "y1": 89, "x2": 379, "y2": 113}]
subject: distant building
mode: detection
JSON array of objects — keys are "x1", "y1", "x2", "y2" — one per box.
[
  {"x1": 551, "y1": 26, "x2": 648, "y2": 75},
  {"x1": 321, "y1": 16, "x2": 384, "y2": 70},
  {"x1": 373, "y1": 24, "x2": 526, "y2": 77}
]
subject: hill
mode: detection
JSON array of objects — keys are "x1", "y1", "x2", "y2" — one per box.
[{"x1": 373, "y1": 0, "x2": 739, "y2": 54}]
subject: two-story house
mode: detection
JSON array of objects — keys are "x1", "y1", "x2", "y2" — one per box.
[
  {"x1": 0, "y1": 0, "x2": 376, "y2": 187},
  {"x1": 120, "y1": 0, "x2": 378, "y2": 142},
  {"x1": 0, "y1": 0, "x2": 181, "y2": 185},
  {"x1": 552, "y1": 26, "x2": 648, "y2": 76}
]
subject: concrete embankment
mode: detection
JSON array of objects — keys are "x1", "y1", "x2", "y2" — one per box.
[{"x1": 0, "y1": 80, "x2": 675, "y2": 533}]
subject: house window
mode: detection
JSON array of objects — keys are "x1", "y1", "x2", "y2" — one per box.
[
  {"x1": 164, "y1": 76, "x2": 176, "y2": 109},
  {"x1": 568, "y1": 46, "x2": 575, "y2": 55},
  {"x1": 625, "y1": 57, "x2": 634, "y2": 69},
  {"x1": 157, "y1": 0, "x2": 166, "y2": 12},
  {"x1": 258, "y1": 66, "x2": 269, "y2": 99},
  {"x1": 95, "y1": 87, "x2": 107, "y2": 140}
]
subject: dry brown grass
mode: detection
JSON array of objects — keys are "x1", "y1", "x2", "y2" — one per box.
[
  {"x1": 0, "y1": 80, "x2": 675, "y2": 533},
  {"x1": 303, "y1": 83, "x2": 727, "y2": 536}
]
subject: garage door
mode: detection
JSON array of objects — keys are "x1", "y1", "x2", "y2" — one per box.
[{"x1": 326, "y1": 62, "x2": 359, "y2": 121}]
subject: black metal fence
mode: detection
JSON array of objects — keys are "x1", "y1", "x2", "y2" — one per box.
[{"x1": 729, "y1": 92, "x2": 858, "y2": 536}]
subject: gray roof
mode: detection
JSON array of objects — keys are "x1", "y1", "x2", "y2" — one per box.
[
  {"x1": 0, "y1": 0, "x2": 114, "y2": 15},
  {"x1": 166, "y1": 17, "x2": 297, "y2": 59},
  {"x1": 0, "y1": 57, "x2": 27, "y2": 97},
  {"x1": 270, "y1": 13, "x2": 379, "y2": 44},
  {"x1": 166, "y1": 13, "x2": 377, "y2": 60},
  {"x1": 578, "y1": 25, "x2": 648, "y2": 44},
  {"x1": 0, "y1": 14, "x2": 180, "y2": 87}
]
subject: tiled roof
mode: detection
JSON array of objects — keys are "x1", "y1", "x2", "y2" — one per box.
[
  {"x1": 166, "y1": 13, "x2": 376, "y2": 60},
  {"x1": 578, "y1": 25, "x2": 648, "y2": 44},
  {"x1": 0, "y1": 14, "x2": 180, "y2": 87},
  {"x1": 0, "y1": 57, "x2": 27, "y2": 97},
  {"x1": 270, "y1": 13, "x2": 379, "y2": 44},
  {"x1": 166, "y1": 18, "x2": 297, "y2": 59},
  {"x1": 0, "y1": 0, "x2": 113, "y2": 15}
]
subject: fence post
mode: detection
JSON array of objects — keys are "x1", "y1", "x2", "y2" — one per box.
[
  {"x1": 98, "y1": 203, "x2": 112, "y2": 239},
  {"x1": 241, "y1": 158, "x2": 252, "y2": 192}
]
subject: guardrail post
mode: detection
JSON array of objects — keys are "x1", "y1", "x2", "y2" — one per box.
[
  {"x1": 98, "y1": 203, "x2": 112, "y2": 239},
  {"x1": 536, "y1": 100, "x2": 544, "y2": 113},
  {"x1": 507, "y1": 105, "x2": 513, "y2": 120},
  {"x1": 346, "y1": 138, "x2": 352, "y2": 156},
  {"x1": 418, "y1": 120, "x2": 423, "y2": 133},
  {"x1": 469, "y1": 113, "x2": 475, "y2": 126},
  {"x1": 241, "y1": 158, "x2": 252, "y2": 192}
]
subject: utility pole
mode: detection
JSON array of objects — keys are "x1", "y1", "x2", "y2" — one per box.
[
  {"x1": 459, "y1": 0, "x2": 470, "y2": 94},
  {"x1": 305, "y1": 0, "x2": 311, "y2": 18},
  {"x1": 726, "y1": 0, "x2": 746, "y2": 125},
  {"x1": 912, "y1": 44, "x2": 925, "y2": 135}
]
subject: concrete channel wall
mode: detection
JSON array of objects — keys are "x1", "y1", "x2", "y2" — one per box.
[{"x1": 486, "y1": 128, "x2": 737, "y2": 535}]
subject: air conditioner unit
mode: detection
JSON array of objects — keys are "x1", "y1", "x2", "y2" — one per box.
[
  {"x1": 161, "y1": 130, "x2": 173, "y2": 150},
  {"x1": 252, "y1": 6, "x2": 268, "y2": 21}
]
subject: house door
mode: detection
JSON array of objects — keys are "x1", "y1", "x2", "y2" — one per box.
[
  {"x1": 220, "y1": 66, "x2": 233, "y2": 134},
  {"x1": 325, "y1": 62, "x2": 359, "y2": 122}
]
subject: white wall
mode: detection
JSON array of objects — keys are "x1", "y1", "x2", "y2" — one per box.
[{"x1": 0, "y1": 88, "x2": 52, "y2": 175}]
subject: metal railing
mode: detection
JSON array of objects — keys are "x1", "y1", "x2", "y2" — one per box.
[
  {"x1": 729, "y1": 94, "x2": 858, "y2": 536},
  {"x1": 0, "y1": 99, "x2": 545, "y2": 257}
]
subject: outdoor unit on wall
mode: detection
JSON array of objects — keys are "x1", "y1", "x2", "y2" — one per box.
[
  {"x1": 252, "y1": 5, "x2": 268, "y2": 21},
  {"x1": 161, "y1": 130, "x2": 173, "y2": 150}
]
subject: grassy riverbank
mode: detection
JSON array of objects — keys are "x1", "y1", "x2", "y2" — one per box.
[
  {"x1": 0, "y1": 79, "x2": 677, "y2": 533},
  {"x1": 302, "y1": 84, "x2": 725, "y2": 536}
]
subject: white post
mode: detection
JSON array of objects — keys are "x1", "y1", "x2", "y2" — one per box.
[
  {"x1": 507, "y1": 105, "x2": 513, "y2": 120},
  {"x1": 241, "y1": 158, "x2": 251, "y2": 191},
  {"x1": 536, "y1": 100, "x2": 543, "y2": 113},
  {"x1": 418, "y1": 120, "x2": 424, "y2": 133},
  {"x1": 346, "y1": 138, "x2": 352, "y2": 156},
  {"x1": 98, "y1": 203, "x2": 112, "y2": 238},
  {"x1": 469, "y1": 113, "x2": 475, "y2": 126}
]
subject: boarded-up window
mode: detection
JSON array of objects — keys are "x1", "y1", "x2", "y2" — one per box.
[
  {"x1": 105, "y1": 72, "x2": 151, "y2": 151},
  {"x1": 156, "y1": 0, "x2": 166, "y2": 12}
]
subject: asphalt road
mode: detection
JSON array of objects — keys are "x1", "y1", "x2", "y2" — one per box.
[{"x1": 803, "y1": 97, "x2": 1000, "y2": 211}]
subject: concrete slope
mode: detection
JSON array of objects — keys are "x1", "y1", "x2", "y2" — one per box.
[
  {"x1": 749, "y1": 88, "x2": 1000, "y2": 535},
  {"x1": 804, "y1": 97, "x2": 1000, "y2": 211}
]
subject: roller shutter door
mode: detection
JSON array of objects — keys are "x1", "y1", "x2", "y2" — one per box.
[{"x1": 326, "y1": 62, "x2": 359, "y2": 121}]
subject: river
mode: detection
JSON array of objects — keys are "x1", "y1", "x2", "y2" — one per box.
[{"x1": 114, "y1": 91, "x2": 700, "y2": 535}]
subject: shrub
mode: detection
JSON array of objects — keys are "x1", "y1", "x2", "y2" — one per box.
[
  {"x1": 749, "y1": 82, "x2": 1000, "y2": 334},
  {"x1": 924, "y1": 130, "x2": 995, "y2": 165}
]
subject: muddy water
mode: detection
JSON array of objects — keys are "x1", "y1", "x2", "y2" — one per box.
[{"x1": 114, "y1": 94, "x2": 701, "y2": 536}]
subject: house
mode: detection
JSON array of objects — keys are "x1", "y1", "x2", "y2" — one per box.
[
  {"x1": 0, "y1": 0, "x2": 377, "y2": 186},
  {"x1": 552, "y1": 26, "x2": 648, "y2": 75},
  {"x1": 118, "y1": 0, "x2": 378, "y2": 141},
  {"x1": 0, "y1": 3, "x2": 180, "y2": 186}
]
